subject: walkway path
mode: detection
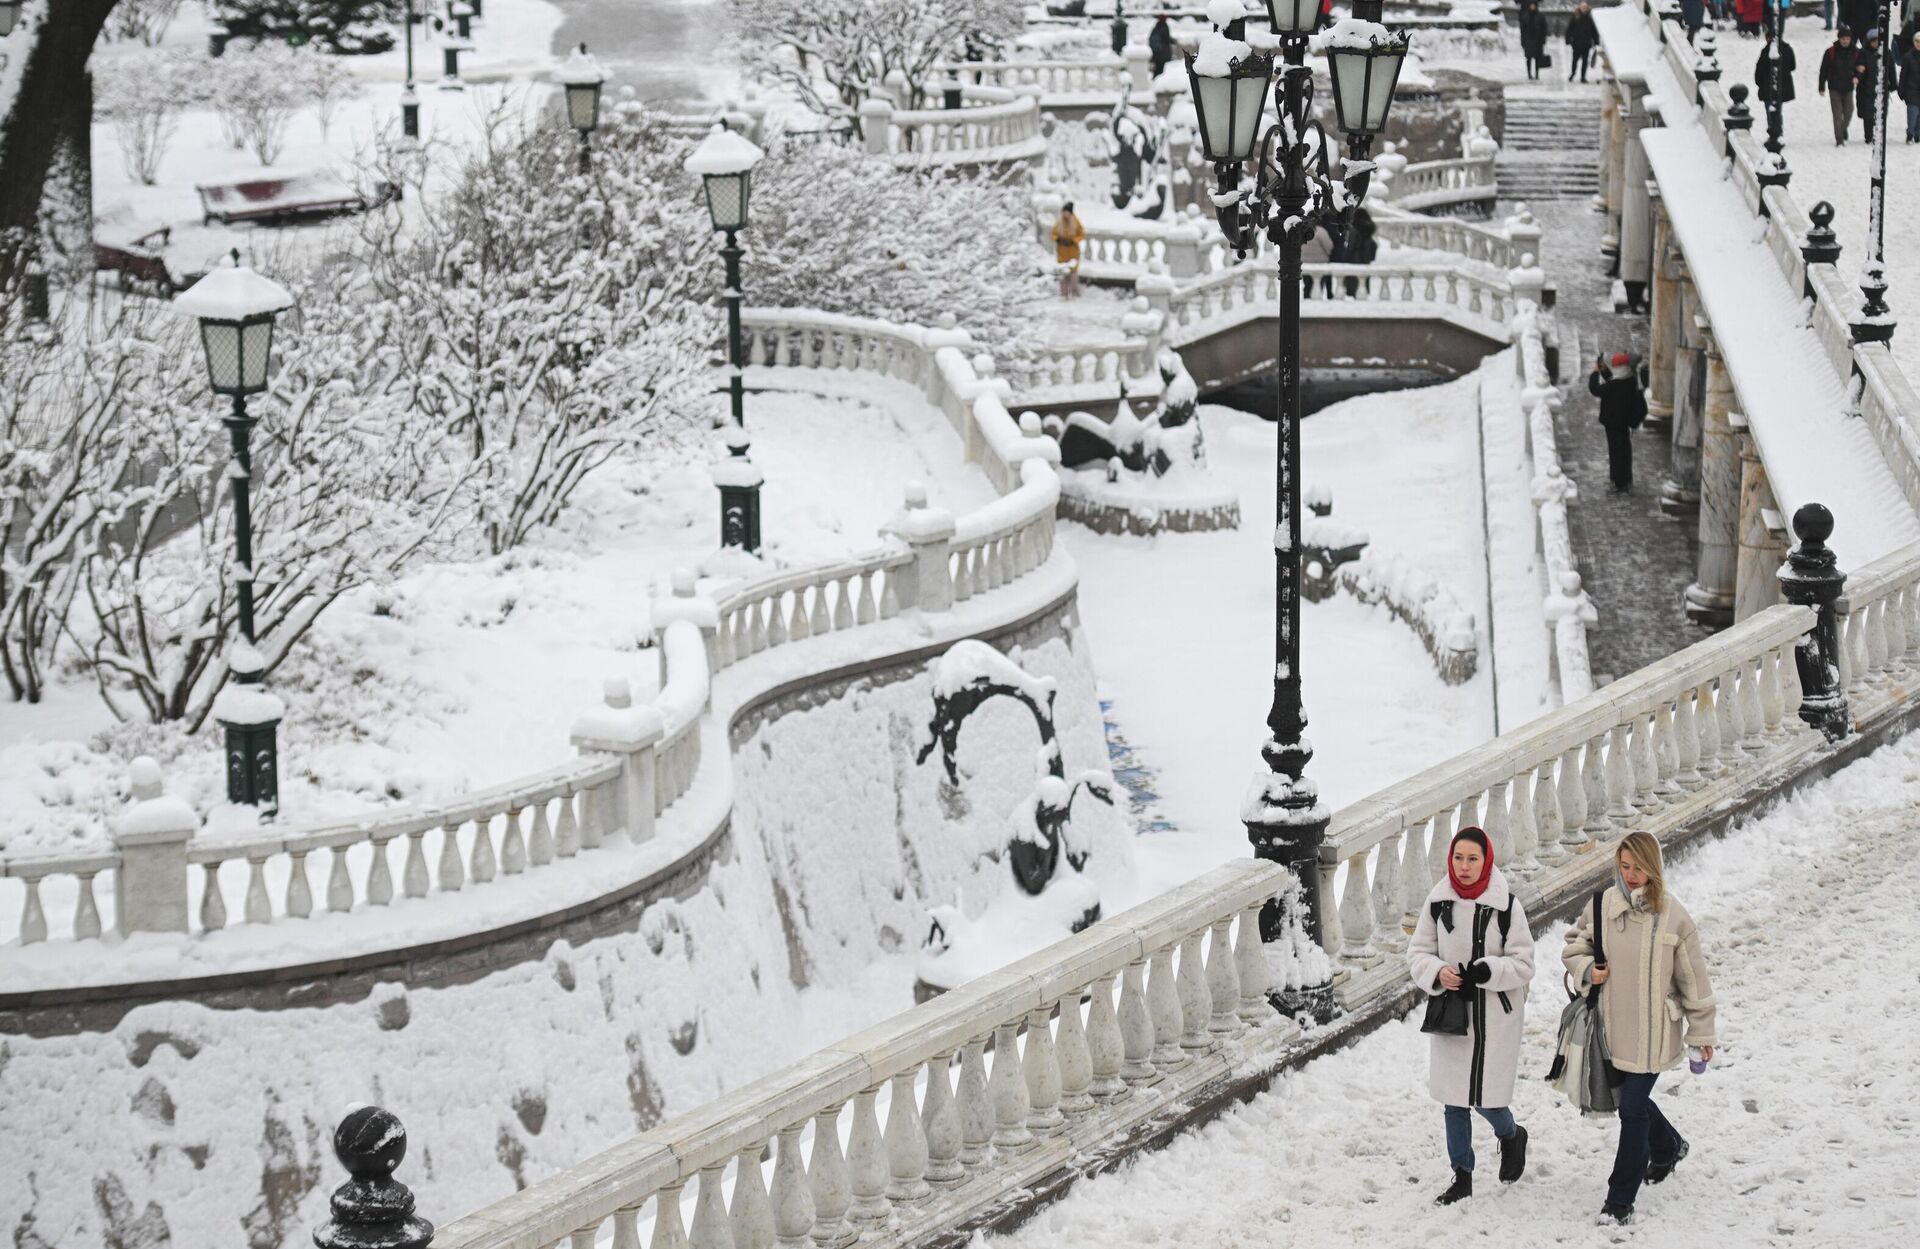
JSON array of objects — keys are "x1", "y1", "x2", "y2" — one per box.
[
  {"x1": 1521, "y1": 197, "x2": 1702, "y2": 684},
  {"x1": 984, "y1": 725, "x2": 1920, "y2": 1249}
]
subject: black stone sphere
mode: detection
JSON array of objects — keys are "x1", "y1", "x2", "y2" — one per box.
[
  {"x1": 335, "y1": 1105, "x2": 407, "y2": 1178},
  {"x1": 1793, "y1": 502, "x2": 1835, "y2": 546},
  {"x1": 1810, "y1": 201, "x2": 1835, "y2": 229}
]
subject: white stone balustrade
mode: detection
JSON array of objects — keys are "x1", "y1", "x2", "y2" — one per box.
[
  {"x1": 430, "y1": 862, "x2": 1290, "y2": 1249},
  {"x1": 861, "y1": 89, "x2": 1045, "y2": 167},
  {"x1": 1381, "y1": 155, "x2": 1498, "y2": 213},
  {"x1": 1165, "y1": 263, "x2": 1515, "y2": 344},
  {"x1": 931, "y1": 58, "x2": 1129, "y2": 100}
]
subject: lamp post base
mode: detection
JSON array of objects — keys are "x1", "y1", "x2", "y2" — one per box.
[
  {"x1": 1246, "y1": 767, "x2": 1336, "y2": 1025},
  {"x1": 221, "y1": 717, "x2": 281, "y2": 820}
]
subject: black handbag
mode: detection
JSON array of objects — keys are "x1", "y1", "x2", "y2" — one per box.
[{"x1": 1421, "y1": 987, "x2": 1471, "y2": 1036}]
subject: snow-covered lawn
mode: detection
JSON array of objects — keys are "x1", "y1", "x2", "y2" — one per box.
[
  {"x1": 987, "y1": 722, "x2": 1920, "y2": 1249},
  {"x1": 0, "y1": 371, "x2": 996, "y2": 859},
  {"x1": 1718, "y1": 20, "x2": 1920, "y2": 386},
  {"x1": 1073, "y1": 358, "x2": 1554, "y2": 909}
]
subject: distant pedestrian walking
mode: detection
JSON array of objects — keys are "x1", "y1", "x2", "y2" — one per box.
[
  {"x1": 1407, "y1": 826, "x2": 1534, "y2": 1208},
  {"x1": 1858, "y1": 28, "x2": 1896, "y2": 141},
  {"x1": 1899, "y1": 30, "x2": 1920, "y2": 139},
  {"x1": 1519, "y1": 0, "x2": 1550, "y2": 79},
  {"x1": 1590, "y1": 351, "x2": 1646, "y2": 494},
  {"x1": 1567, "y1": 3, "x2": 1599, "y2": 80},
  {"x1": 1820, "y1": 27, "x2": 1859, "y2": 143},
  {"x1": 1563, "y1": 833, "x2": 1717, "y2": 1226},
  {"x1": 1051, "y1": 201, "x2": 1086, "y2": 299},
  {"x1": 1755, "y1": 34, "x2": 1798, "y2": 109},
  {"x1": 1734, "y1": 0, "x2": 1764, "y2": 35},
  {"x1": 1333, "y1": 206, "x2": 1378, "y2": 298},
  {"x1": 1148, "y1": 15, "x2": 1174, "y2": 80}
]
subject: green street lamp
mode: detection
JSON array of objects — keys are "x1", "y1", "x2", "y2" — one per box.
[{"x1": 556, "y1": 42, "x2": 606, "y2": 175}]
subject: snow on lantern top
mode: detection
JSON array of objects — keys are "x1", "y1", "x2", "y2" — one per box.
[
  {"x1": 553, "y1": 43, "x2": 607, "y2": 87},
  {"x1": 1191, "y1": 30, "x2": 1255, "y2": 77},
  {"x1": 684, "y1": 126, "x2": 766, "y2": 176},
  {"x1": 1205, "y1": 0, "x2": 1251, "y2": 29},
  {"x1": 172, "y1": 264, "x2": 294, "y2": 324}
]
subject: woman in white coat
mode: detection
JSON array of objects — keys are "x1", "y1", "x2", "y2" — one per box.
[{"x1": 1407, "y1": 826, "x2": 1536, "y2": 1205}]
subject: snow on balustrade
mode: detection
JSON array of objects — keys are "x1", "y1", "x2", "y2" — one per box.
[
  {"x1": 1381, "y1": 155, "x2": 1498, "y2": 212},
  {"x1": 427, "y1": 862, "x2": 1297, "y2": 1249},
  {"x1": 1165, "y1": 263, "x2": 1514, "y2": 343},
  {"x1": 861, "y1": 88, "x2": 1047, "y2": 168},
  {"x1": 931, "y1": 58, "x2": 1131, "y2": 100}
]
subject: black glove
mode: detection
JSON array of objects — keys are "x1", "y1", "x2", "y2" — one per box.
[{"x1": 1466, "y1": 960, "x2": 1493, "y2": 986}]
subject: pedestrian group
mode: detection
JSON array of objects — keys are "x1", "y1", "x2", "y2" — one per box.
[{"x1": 1409, "y1": 829, "x2": 1717, "y2": 1225}]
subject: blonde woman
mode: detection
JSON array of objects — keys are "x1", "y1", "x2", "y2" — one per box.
[{"x1": 1562, "y1": 832, "x2": 1718, "y2": 1225}]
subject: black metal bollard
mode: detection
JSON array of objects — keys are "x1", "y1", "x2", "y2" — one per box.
[
  {"x1": 314, "y1": 1106, "x2": 434, "y2": 1249},
  {"x1": 1801, "y1": 201, "x2": 1840, "y2": 301},
  {"x1": 1776, "y1": 503, "x2": 1850, "y2": 743}
]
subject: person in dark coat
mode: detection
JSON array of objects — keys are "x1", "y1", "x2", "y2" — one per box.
[
  {"x1": 1333, "y1": 207, "x2": 1378, "y2": 297},
  {"x1": 1899, "y1": 29, "x2": 1920, "y2": 140},
  {"x1": 1857, "y1": 28, "x2": 1896, "y2": 141},
  {"x1": 1821, "y1": 27, "x2": 1860, "y2": 142},
  {"x1": 1567, "y1": 3, "x2": 1599, "y2": 81},
  {"x1": 1681, "y1": 0, "x2": 1706, "y2": 42},
  {"x1": 1148, "y1": 16, "x2": 1174, "y2": 80},
  {"x1": 1519, "y1": 0, "x2": 1550, "y2": 79},
  {"x1": 1590, "y1": 351, "x2": 1647, "y2": 493},
  {"x1": 1756, "y1": 35, "x2": 1798, "y2": 106}
]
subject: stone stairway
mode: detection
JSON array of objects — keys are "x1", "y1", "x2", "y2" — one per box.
[{"x1": 1497, "y1": 88, "x2": 1603, "y2": 201}]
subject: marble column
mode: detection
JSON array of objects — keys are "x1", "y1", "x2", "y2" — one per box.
[
  {"x1": 1646, "y1": 192, "x2": 1678, "y2": 431},
  {"x1": 1662, "y1": 276, "x2": 1704, "y2": 517},
  {"x1": 1686, "y1": 322, "x2": 1739, "y2": 628},
  {"x1": 1732, "y1": 415, "x2": 1786, "y2": 622},
  {"x1": 1601, "y1": 79, "x2": 1624, "y2": 268},
  {"x1": 1619, "y1": 80, "x2": 1655, "y2": 308}
]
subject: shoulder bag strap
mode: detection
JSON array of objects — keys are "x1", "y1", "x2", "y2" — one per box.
[{"x1": 1587, "y1": 890, "x2": 1607, "y2": 1005}]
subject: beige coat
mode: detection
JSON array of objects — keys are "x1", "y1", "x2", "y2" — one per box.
[{"x1": 1562, "y1": 886, "x2": 1717, "y2": 1074}]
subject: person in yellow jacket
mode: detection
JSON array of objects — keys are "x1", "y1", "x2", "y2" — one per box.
[
  {"x1": 1562, "y1": 831, "x2": 1718, "y2": 1226},
  {"x1": 1051, "y1": 201, "x2": 1087, "y2": 299}
]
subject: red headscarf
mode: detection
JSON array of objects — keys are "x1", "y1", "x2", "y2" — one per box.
[{"x1": 1448, "y1": 825, "x2": 1495, "y2": 901}]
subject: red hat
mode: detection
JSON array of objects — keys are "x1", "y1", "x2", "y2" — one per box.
[{"x1": 1610, "y1": 351, "x2": 1631, "y2": 367}]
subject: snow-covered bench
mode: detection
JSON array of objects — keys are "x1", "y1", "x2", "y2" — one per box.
[{"x1": 195, "y1": 173, "x2": 398, "y2": 226}]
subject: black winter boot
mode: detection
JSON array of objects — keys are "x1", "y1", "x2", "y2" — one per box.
[
  {"x1": 1498, "y1": 1124, "x2": 1529, "y2": 1183},
  {"x1": 1435, "y1": 1169, "x2": 1472, "y2": 1206},
  {"x1": 1646, "y1": 1137, "x2": 1689, "y2": 1184},
  {"x1": 1598, "y1": 1201, "x2": 1633, "y2": 1225}
]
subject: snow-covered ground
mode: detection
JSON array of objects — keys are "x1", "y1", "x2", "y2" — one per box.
[
  {"x1": 987, "y1": 723, "x2": 1920, "y2": 1249},
  {"x1": 1717, "y1": 19, "x2": 1920, "y2": 386},
  {"x1": 1072, "y1": 353, "x2": 1555, "y2": 907},
  {"x1": 0, "y1": 370, "x2": 996, "y2": 860}
]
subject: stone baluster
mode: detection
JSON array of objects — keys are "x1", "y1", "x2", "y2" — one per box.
[
  {"x1": 529, "y1": 801, "x2": 555, "y2": 866},
  {"x1": 885, "y1": 1069, "x2": 930, "y2": 1201},
  {"x1": 1087, "y1": 974, "x2": 1126, "y2": 1097},
  {"x1": 1235, "y1": 902, "x2": 1272, "y2": 1021},
  {"x1": 691, "y1": 1166, "x2": 735, "y2": 1249},
  {"x1": 856, "y1": 571, "x2": 879, "y2": 625},
  {"x1": 1673, "y1": 688, "x2": 1704, "y2": 788},
  {"x1": 1119, "y1": 957, "x2": 1156, "y2": 1082},
  {"x1": 556, "y1": 788, "x2": 581, "y2": 857},
  {"x1": 771, "y1": 1126, "x2": 815, "y2": 1248},
  {"x1": 1867, "y1": 599, "x2": 1890, "y2": 680},
  {"x1": 1740, "y1": 656, "x2": 1767, "y2": 749},
  {"x1": 808, "y1": 1104, "x2": 851, "y2": 1247},
  {"x1": 1023, "y1": 1006, "x2": 1064, "y2": 1134},
  {"x1": 403, "y1": 830, "x2": 430, "y2": 898},
  {"x1": 469, "y1": 816, "x2": 497, "y2": 884},
  {"x1": 1761, "y1": 646, "x2": 1786, "y2": 735},
  {"x1": 1366, "y1": 833, "x2": 1406, "y2": 952},
  {"x1": 500, "y1": 808, "x2": 526, "y2": 875},
  {"x1": 15, "y1": 877, "x2": 45, "y2": 944},
  {"x1": 1427, "y1": 806, "x2": 1454, "y2": 886},
  {"x1": 1652, "y1": 703, "x2": 1682, "y2": 797},
  {"x1": 1778, "y1": 640, "x2": 1804, "y2": 716},
  {"x1": 1695, "y1": 678, "x2": 1723, "y2": 774},
  {"x1": 787, "y1": 588, "x2": 811, "y2": 643},
  {"x1": 1147, "y1": 942, "x2": 1187, "y2": 1068},
  {"x1": 654, "y1": 1185, "x2": 690, "y2": 1249},
  {"x1": 1205, "y1": 917, "x2": 1243, "y2": 1034},
  {"x1": 1581, "y1": 735, "x2": 1612, "y2": 836},
  {"x1": 809, "y1": 582, "x2": 831, "y2": 636},
  {"x1": 1176, "y1": 929, "x2": 1214, "y2": 1052},
  {"x1": 923, "y1": 1051, "x2": 964, "y2": 1182},
  {"x1": 287, "y1": 850, "x2": 313, "y2": 918},
  {"x1": 1532, "y1": 760, "x2": 1564, "y2": 864},
  {"x1": 200, "y1": 864, "x2": 227, "y2": 932},
  {"x1": 846, "y1": 1089, "x2": 889, "y2": 1228},
  {"x1": 1316, "y1": 858, "x2": 1343, "y2": 962},
  {"x1": 245, "y1": 856, "x2": 272, "y2": 923},
  {"x1": 327, "y1": 846, "x2": 354, "y2": 913},
  {"x1": 732, "y1": 1143, "x2": 775, "y2": 1249},
  {"x1": 72, "y1": 874, "x2": 101, "y2": 939},
  {"x1": 1399, "y1": 819, "x2": 1431, "y2": 931},
  {"x1": 1336, "y1": 848, "x2": 1379, "y2": 964},
  {"x1": 1556, "y1": 746, "x2": 1588, "y2": 849},
  {"x1": 1604, "y1": 724, "x2": 1637, "y2": 822},
  {"x1": 989, "y1": 1022, "x2": 1034, "y2": 1150},
  {"x1": 767, "y1": 595, "x2": 790, "y2": 648},
  {"x1": 957, "y1": 1039, "x2": 992, "y2": 1171},
  {"x1": 1716, "y1": 668, "x2": 1745, "y2": 766},
  {"x1": 1509, "y1": 766, "x2": 1540, "y2": 870},
  {"x1": 613, "y1": 1201, "x2": 645, "y2": 1249},
  {"x1": 1629, "y1": 713, "x2": 1661, "y2": 812},
  {"x1": 1483, "y1": 779, "x2": 1512, "y2": 863},
  {"x1": 1055, "y1": 994, "x2": 1095, "y2": 1114}
]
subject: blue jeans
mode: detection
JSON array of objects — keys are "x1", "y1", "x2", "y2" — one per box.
[
  {"x1": 1907, "y1": 101, "x2": 1920, "y2": 140},
  {"x1": 1444, "y1": 1104, "x2": 1516, "y2": 1172},
  {"x1": 1608, "y1": 1073, "x2": 1684, "y2": 1208}
]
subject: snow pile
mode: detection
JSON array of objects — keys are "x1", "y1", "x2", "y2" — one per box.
[{"x1": 1337, "y1": 554, "x2": 1479, "y2": 685}]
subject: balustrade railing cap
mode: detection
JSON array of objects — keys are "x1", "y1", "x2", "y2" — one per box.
[
  {"x1": 571, "y1": 697, "x2": 665, "y2": 752},
  {"x1": 110, "y1": 759, "x2": 199, "y2": 848},
  {"x1": 832, "y1": 965, "x2": 1042, "y2": 1077},
  {"x1": 638, "y1": 1050, "x2": 871, "y2": 1173}
]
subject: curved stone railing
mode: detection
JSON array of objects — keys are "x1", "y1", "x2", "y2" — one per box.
[
  {"x1": 432, "y1": 860, "x2": 1299, "y2": 1249},
  {"x1": 1384, "y1": 155, "x2": 1499, "y2": 213},
  {"x1": 1372, "y1": 206, "x2": 1528, "y2": 269},
  {"x1": 0, "y1": 309, "x2": 1068, "y2": 992},
  {"x1": 1165, "y1": 262, "x2": 1515, "y2": 343},
  {"x1": 932, "y1": 56, "x2": 1131, "y2": 100},
  {"x1": 860, "y1": 87, "x2": 1047, "y2": 168}
]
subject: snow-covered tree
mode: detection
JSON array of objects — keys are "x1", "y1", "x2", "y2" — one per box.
[
  {"x1": 105, "y1": 0, "x2": 186, "y2": 46},
  {"x1": 96, "y1": 51, "x2": 189, "y2": 185},
  {"x1": 304, "y1": 50, "x2": 360, "y2": 141},
  {"x1": 211, "y1": 47, "x2": 305, "y2": 165},
  {"x1": 731, "y1": 0, "x2": 1023, "y2": 133},
  {"x1": 213, "y1": 0, "x2": 403, "y2": 55},
  {"x1": 348, "y1": 99, "x2": 716, "y2": 554},
  {"x1": 744, "y1": 139, "x2": 1048, "y2": 360}
]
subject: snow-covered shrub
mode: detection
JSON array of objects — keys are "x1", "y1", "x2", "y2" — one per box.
[
  {"x1": 348, "y1": 101, "x2": 715, "y2": 554},
  {"x1": 747, "y1": 139, "x2": 1049, "y2": 361},
  {"x1": 732, "y1": 0, "x2": 1024, "y2": 132},
  {"x1": 212, "y1": 47, "x2": 306, "y2": 165},
  {"x1": 105, "y1": 0, "x2": 186, "y2": 46},
  {"x1": 305, "y1": 52, "x2": 360, "y2": 141},
  {"x1": 96, "y1": 51, "x2": 191, "y2": 185}
]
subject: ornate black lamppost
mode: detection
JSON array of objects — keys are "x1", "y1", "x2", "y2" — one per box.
[
  {"x1": 1186, "y1": 0, "x2": 1406, "y2": 1015},
  {"x1": 174, "y1": 257, "x2": 294, "y2": 818},
  {"x1": 1854, "y1": 0, "x2": 1896, "y2": 345},
  {"x1": 686, "y1": 125, "x2": 767, "y2": 556},
  {"x1": 1757, "y1": 0, "x2": 1785, "y2": 155},
  {"x1": 1776, "y1": 503, "x2": 1851, "y2": 742},
  {"x1": 557, "y1": 43, "x2": 606, "y2": 176},
  {"x1": 401, "y1": 0, "x2": 420, "y2": 138},
  {"x1": 0, "y1": 1, "x2": 21, "y2": 38}
]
